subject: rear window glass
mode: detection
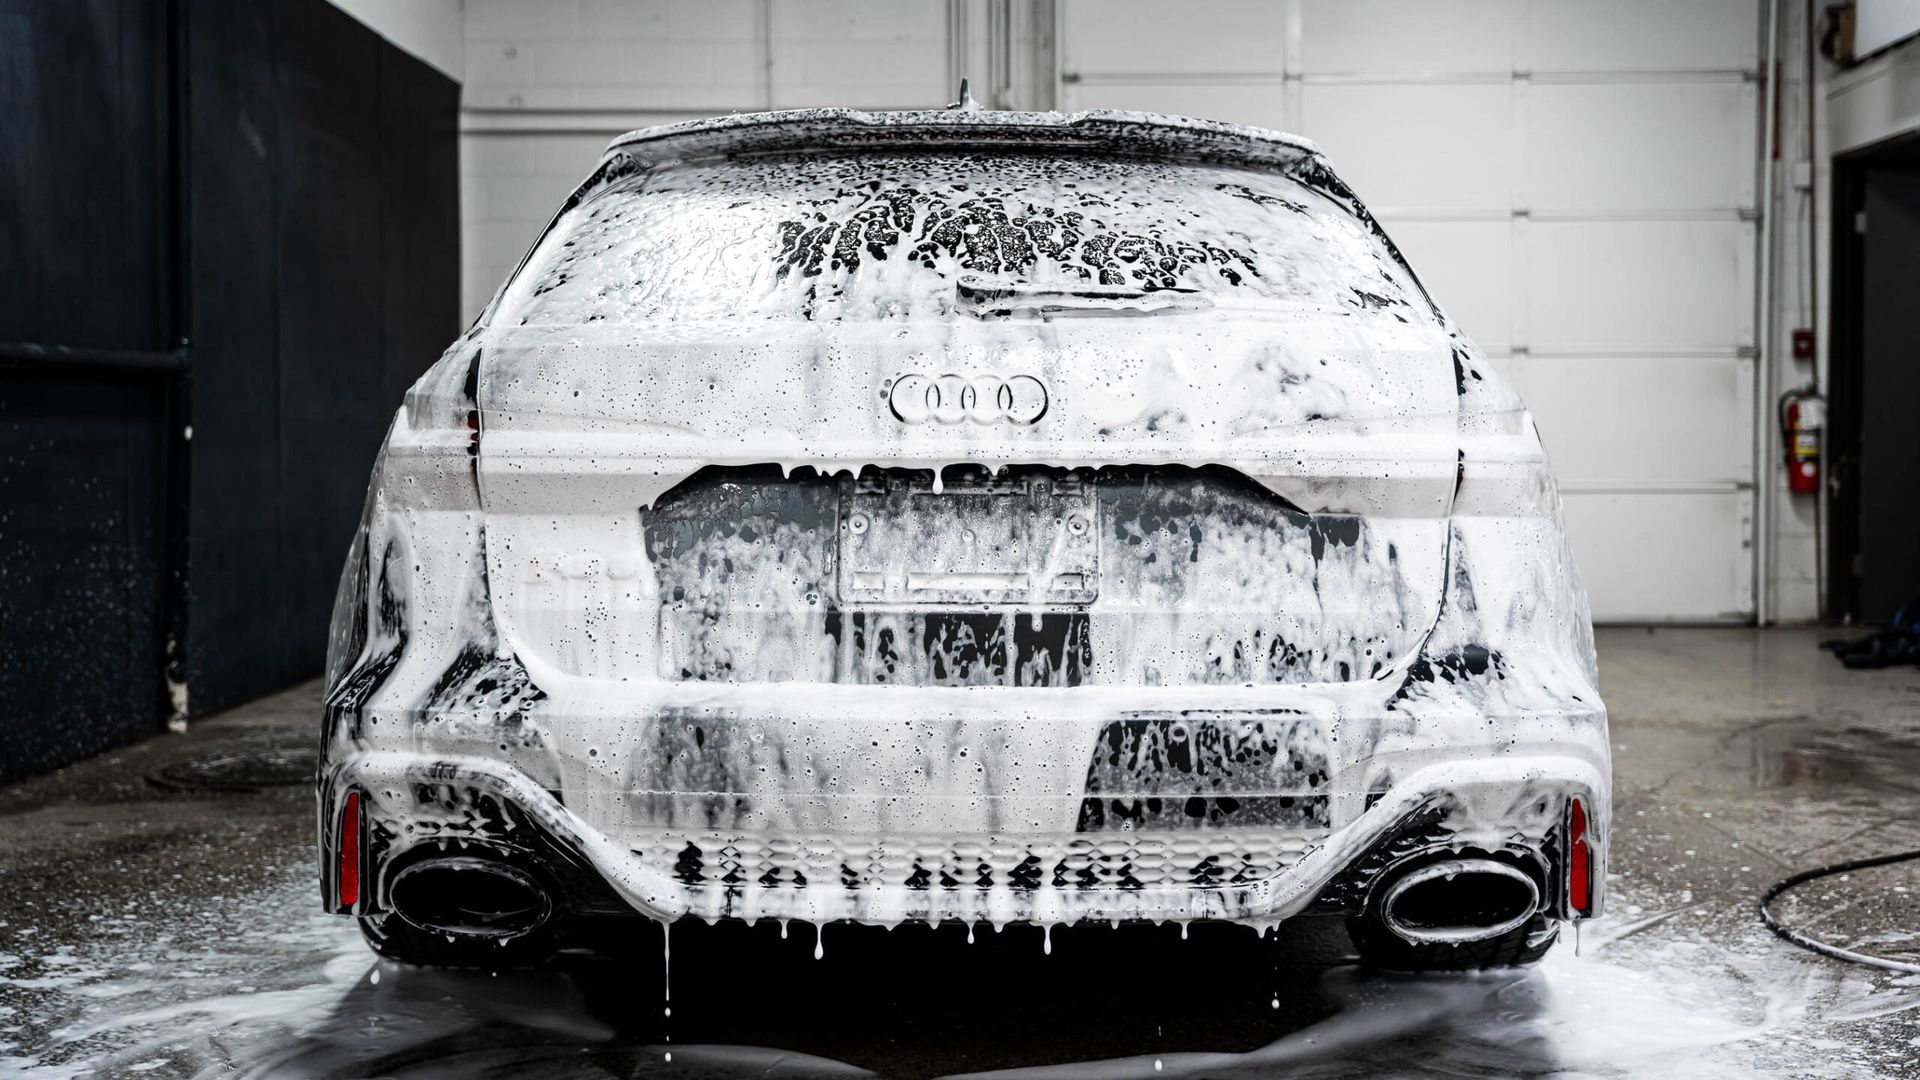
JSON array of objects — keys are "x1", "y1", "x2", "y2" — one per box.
[{"x1": 492, "y1": 152, "x2": 1432, "y2": 325}]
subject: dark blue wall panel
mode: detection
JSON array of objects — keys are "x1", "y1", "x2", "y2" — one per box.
[
  {"x1": 185, "y1": 0, "x2": 461, "y2": 718},
  {"x1": 0, "y1": 0, "x2": 173, "y2": 783},
  {"x1": 0, "y1": 0, "x2": 460, "y2": 781}
]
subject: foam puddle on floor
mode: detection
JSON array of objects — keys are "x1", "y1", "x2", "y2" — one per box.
[{"x1": 6, "y1": 873, "x2": 1917, "y2": 1079}]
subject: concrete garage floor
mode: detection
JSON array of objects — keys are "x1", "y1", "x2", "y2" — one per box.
[{"x1": 3, "y1": 627, "x2": 1919, "y2": 1078}]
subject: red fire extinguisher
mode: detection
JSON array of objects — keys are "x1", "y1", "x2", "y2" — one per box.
[{"x1": 1779, "y1": 386, "x2": 1824, "y2": 495}]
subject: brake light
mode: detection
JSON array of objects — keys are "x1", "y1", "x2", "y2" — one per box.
[
  {"x1": 338, "y1": 791, "x2": 362, "y2": 908},
  {"x1": 1568, "y1": 797, "x2": 1592, "y2": 915}
]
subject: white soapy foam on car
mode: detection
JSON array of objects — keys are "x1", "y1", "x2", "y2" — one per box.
[{"x1": 318, "y1": 107, "x2": 1608, "y2": 939}]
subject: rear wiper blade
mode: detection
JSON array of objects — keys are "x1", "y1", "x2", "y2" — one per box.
[{"x1": 956, "y1": 275, "x2": 1214, "y2": 318}]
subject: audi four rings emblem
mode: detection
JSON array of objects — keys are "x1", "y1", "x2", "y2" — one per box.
[{"x1": 887, "y1": 373, "x2": 1049, "y2": 425}]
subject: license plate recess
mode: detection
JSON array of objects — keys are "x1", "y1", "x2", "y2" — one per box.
[{"x1": 837, "y1": 473, "x2": 1099, "y2": 606}]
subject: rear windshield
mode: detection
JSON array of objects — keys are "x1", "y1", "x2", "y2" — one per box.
[{"x1": 491, "y1": 151, "x2": 1433, "y2": 326}]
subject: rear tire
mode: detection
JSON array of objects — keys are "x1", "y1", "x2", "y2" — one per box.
[
  {"x1": 358, "y1": 913, "x2": 560, "y2": 970},
  {"x1": 1347, "y1": 913, "x2": 1558, "y2": 972}
]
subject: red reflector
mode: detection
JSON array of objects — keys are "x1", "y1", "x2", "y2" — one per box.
[
  {"x1": 1568, "y1": 797, "x2": 1591, "y2": 914},
  {"x1": 338, "y1": 791, "x2": 361, "y2": 908}
]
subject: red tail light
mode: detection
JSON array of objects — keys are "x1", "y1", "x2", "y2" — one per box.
[
  {"x1": 338, "y1": 791, "x2": 362, "y2": 908},
  {"x1": 1568, "y1": 797, "x2": 1592, "y2": 915}
]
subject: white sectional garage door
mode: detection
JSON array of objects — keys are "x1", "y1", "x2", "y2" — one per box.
[
  {"x1": 461, "y1": 0, "x2": 1760, "y2": 622},
  {"x1": 460, "y1": 0, "x2": 961, "y2": 328},
  {"x1": 1060, "y1": 0, "x2": 1761, "y2": 621}
]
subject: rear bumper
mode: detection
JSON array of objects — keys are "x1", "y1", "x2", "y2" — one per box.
[{"x1": 321, "y1": 687, "x2": 1607, "y2": 927}]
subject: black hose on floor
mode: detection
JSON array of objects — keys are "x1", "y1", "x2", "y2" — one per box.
[{"x1": 1759, "y1": 848, "x2": 1920, "y2": 974}]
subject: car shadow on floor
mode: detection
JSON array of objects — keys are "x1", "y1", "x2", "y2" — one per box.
[{"x1": 158, "y1": 918, "x2": 1561, "y2": 1079}]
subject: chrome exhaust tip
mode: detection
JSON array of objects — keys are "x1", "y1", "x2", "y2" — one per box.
[
  {"x1": 388, "y1": 856, "x2": 553, "y2": 940},
  {"x1": 1378, "y1": 857, "x2": 1541, "y2": 946}
]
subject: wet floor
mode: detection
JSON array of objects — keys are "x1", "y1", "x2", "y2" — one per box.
[{"x1": 4, "y1": 627, "x2": 1919, "y2": 1078}]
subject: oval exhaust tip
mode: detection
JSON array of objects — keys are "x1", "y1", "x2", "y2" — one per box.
[
  {"x1": 389, "y1": 857, "x2": 552, "y2": 940},
  {"x1": 1379, "y1": 858, "x2": 1540, "y2": 946}
]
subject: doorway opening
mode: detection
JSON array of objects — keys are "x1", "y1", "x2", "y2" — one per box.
[{"x1": 1829, "y1": 130, "x2": 1920, "y2": 623}]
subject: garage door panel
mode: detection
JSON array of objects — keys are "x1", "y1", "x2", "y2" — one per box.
[
  {"x1": 1053, "y1": 6, "x2": 1764, "y2": 623},
  {"x1": 464, "y1": 172, "x2": 576, "y2": 224},
  {"x1": 772, "y1": 0, "x2": 947, "y2": 40},
  {"x1": 1525, "y1": 0, "x2": 1759, "y2": 72},
  {"x1": 574, "y1": 0, "x2": 762, "y2": 40},
  {"x1": 1525, "y1": 220, "x2": 1753, "y2": 352},
  {"x1": 1064, "y1": 82, "x2": 1285, "y2": 131},
  {"x1": 771, "y1": 38, "x2": 948, "y2": 108},
  {"x1": 1381, "y1": 220, "x2": 1512, "y2": 351},
  {"x1": 1301, "y1": 84, "x2": 1513, "y2": 212},
  {"x1": 1299, "y1": 0, "x2": 1520, "y2": 74},
  {"x1": 1062, "y1": 0, "x2": 1286, "y2": 75},
  {"x1": 1527, "y1": 82, "x2": 1756, "y2": 211},
  {"x1": 1507, "y1": 355, "x2": 1754, "y2": 485},
  {"x1": 460, "y1": 132, "x2": 608, "y2": 183},
  {"x1": 1562, "y1": 491, "x2": 1753, "y2": 621},
  {"x1": 773, "y1": 79, "x2": 951, "y2": 110}
]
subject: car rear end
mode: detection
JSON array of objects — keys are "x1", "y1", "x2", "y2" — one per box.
[{"x1": 319, "y1": 108, "x2": 1606, "y2": 964}]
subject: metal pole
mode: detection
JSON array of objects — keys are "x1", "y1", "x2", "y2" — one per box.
[{"x1": 1755, "y1": 0, "x2": 1781, "y2": 625}]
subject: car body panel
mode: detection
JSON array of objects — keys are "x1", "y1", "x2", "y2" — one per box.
[{"x1": 320, "y1": 105, "x2": 1607, "y2": 940}]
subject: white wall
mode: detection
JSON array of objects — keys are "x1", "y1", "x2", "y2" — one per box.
[
  {"x1": 1735, "y1": 1, "x2": 1920, "y2": 625},
  {"x1": 1828, "y1": 25, "x2": 1920, "y2": 153},
  {"x1": 1857, "y1": 0, "x2": 1920, "y2": 58},
  {"x1": 453, "y1": 0, "x2": 1793, "y2": 622}
]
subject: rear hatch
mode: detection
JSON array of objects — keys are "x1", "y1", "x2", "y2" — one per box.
[{"x1": 471, "y1": 111, "x2": 1461, "y2": 690}]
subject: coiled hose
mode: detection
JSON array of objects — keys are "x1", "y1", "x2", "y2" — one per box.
[{"x1": 1759, "y1": 848, "x2": 1920, "y2": 974}]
